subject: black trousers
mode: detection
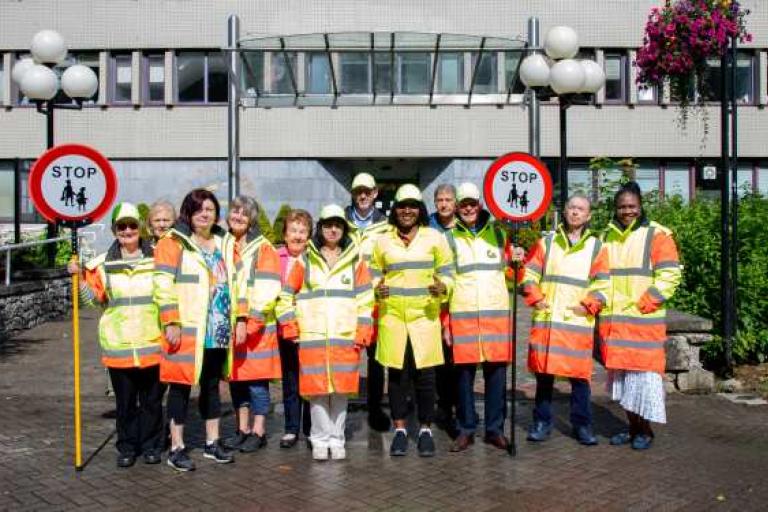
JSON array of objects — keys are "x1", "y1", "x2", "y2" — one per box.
[
  {"x1": 366, "y1": 344, "x2": 386, "y2": 410},
  {"x1": 435, "y1": 339, "x2": 457, "y2": 416},
  {"x1": 108, "y1": 365, "x2": 166, "y2": 456},
  {"x1": 388, "y1": 342, "x2": 436, "y2": 424},
  {"x1": 166, "y1": 348, "x2": 226, "y2": 424}
]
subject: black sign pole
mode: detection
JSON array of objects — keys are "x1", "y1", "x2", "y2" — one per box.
[{"x1": 507, "y1": 221, "x2": 519, "y2": 456}]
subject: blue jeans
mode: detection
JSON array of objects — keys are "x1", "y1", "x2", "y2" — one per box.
[
  {"x1": 456, "y1": 362, "x2": 507, "y2": 436},
  {"x1": 230, "y1": 380, "x2": 270, "y2": 416},
  {"x1": 533, "y1": 373, "x2": 592, "y2": 427},
  {"x1": 279, "y1": 337, "x2": 310, "y2": 435}
]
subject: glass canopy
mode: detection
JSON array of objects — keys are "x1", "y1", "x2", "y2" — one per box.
[{"x1": 227, "y1": 32, "x2": 528, "y2": 108}]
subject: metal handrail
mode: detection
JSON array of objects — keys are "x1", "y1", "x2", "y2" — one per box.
[{"x1": 1, "y1": 236, "x2": 71, "y2": 286}]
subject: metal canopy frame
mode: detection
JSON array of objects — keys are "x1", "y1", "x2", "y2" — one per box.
[{"x1": 224, "y1": 31, "x2": 528, "y2": 108}]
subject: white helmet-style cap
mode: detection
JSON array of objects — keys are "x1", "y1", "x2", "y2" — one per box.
[
  {"x1": 394, "y1": 184, "x2": 423, "y2": 203},
  {"x1": 456, "y1": 182, "x2": 481, "y2": 203},
  {"x1": 319, "y1": 203, "x2": 347, "y2": 222},
  {"x1": 351, "y1": 172, "x2": 376, "y2": 190},
  {"x1": 111, "y1": 202, "x2": 141, "y2": 225}
]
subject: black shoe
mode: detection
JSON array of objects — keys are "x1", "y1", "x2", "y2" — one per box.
[
  {"x1": 280, "y1": 433, "x2": 299, "y2": 449},
  {"x1": 389, "y1": 430, "x2": 408, "y2": 456},
  {"x1": 203, "y1": 441, "x2": 235, "y2": 463},
  {"x1": 572, "y1": 425, "x2": 598, "y2": 446},
  {"x1": 222, "y1": 430, "x2": 249, "y2": 450},
  {"x1": 417, "y1": 430, "x2": 436, "y2": 457},
  {"x1": 368, "y1": 408, "x2": 391, "y2": 432},
  {"x1": 239, "y1": 433, "x2": 267, "y2": 453},
  {"x1": 526, "y1": 421, "x2": 552, "y2": 442},
  {"x1": 167, "y1": 448, "x2": 195, "y2": 472},
  {"x1": 142, "y1": 450, "x2": 161, "y2": 464},
  {"x1": 116, "y1": 453, "x2": 136, "y2": 468}
]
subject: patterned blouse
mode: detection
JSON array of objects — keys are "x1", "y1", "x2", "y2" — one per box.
[{"x1": 201, "y1": 247, "x2": 231, "y2": 349}]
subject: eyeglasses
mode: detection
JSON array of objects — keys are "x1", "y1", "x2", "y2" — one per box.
[{"x1": 116, "y1": 221, "x2": 139, "y2": 231}]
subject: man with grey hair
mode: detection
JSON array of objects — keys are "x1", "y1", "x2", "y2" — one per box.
[{"x1": 428, "y1": 184, "x2": 457, "y2": 233}]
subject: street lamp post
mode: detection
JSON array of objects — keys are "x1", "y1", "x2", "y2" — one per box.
[
  {"x1": 11, "y1": 30, "x2": 98, "y2": 266},
  {"x1": 519, "y1": 26, "x2": 606, "y2": 217}
]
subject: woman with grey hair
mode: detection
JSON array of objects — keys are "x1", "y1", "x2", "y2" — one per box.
[
  {"x1": 148, "y1": 200, "x2": 177, "y2": 245},
  {"x1": 223, "y1": 195, "x2": 285, "y2": 453}
]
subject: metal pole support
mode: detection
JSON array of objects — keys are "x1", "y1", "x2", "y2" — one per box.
[
  {"x1": 527, "y1": 17, "x2": 541, "y2": 158},
  {"x1": 227, "y1": 14, "x2": 241, "y2": 203}
]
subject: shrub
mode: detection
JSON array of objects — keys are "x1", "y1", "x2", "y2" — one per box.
[{"x1": 271, "y1": 204, "x2": 293, "y2": 245}]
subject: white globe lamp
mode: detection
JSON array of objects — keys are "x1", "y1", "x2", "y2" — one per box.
[
  {"x1": 519, "y1": 54, "x2": 551, "y2": 88},
  {"x1": 20, "y1": 64, "x2": 59, "y2": 100},
  {"x1": 30, "y1": 30, "x2": 67, "y2": 65},
  {"x1": 62, "y1": 65, "x2": 98, "y2": 99},
  {"x1": 579, "y1": 60, "x2": 606, "y2": 94},
  {"x1": 544, "y1": 26, "x2": 579, "y2": 60},
  {"x1": 549, "y1": 59, "x2": 585, "y2": 95},
  {"x1": 11, "y1": 57, "x2": 36, "y2": 85}
]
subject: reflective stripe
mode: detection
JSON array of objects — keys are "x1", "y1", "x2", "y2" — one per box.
[
  {"x1": 102, "y1": 345, "x2": 161, "y2": 358},
  {"x1": 590, "y1": 238, "x2": 603, "y2": 263},
  {"x1": 110, "y1": 296, "x2": 154, "y2": 306},
  {"x1": 532, "y1": 321, "x2": 593, "y2": 335},
  {"x1": 607, "y1": 315, "x2": 666, "y2": 326},
  {"x1": 277, "y1": 311, "x2": 296, "y2": 323},
  {"x1": 234, "y1": 348, "x2": 280, "y2": 360},
  {"x1": 387, "y1": 260, "x2": 434, "y2": 271},
  {"x1": 541, "y1": 275, "x2": 587, "y2": 287},
  {"x1": 177, "y1": 273, "x2": 200, "y2": 284},
  {"x1": 105, "y1": 262, "x2": 150, "y2": 273},
  {"x1": 642, "y1": 227, "x2": 655, "y2": 269},
  {"x1": 529, "y1": 343, "x2": 592, "y2": 359},
  {"x1": 252, "y1": 271, "x2": 281, "y2": 281},
  {"x1": 370, "y1": 268, "x2": 383, "y2": 279},
  {"x1": 647, "y1": 286, "x2": 666, "y2": 302},
  {"x1": 331, "y1": 363, "x2": 359, "y2": 373},
  {"x1": 436, "y1": 264, "x2": 453, "y2": 276},
  {"x1": 590, "y1": 291, "x2": 607, "y2": 304},
  {"x1": 155, "y1": 264, "x2": 178, "y2": 275},
  {"x1": 300, "y1": 338, "x2": 355, "y2": 349},
  {"x1": 301, "y1": 365, "x2": 326, "y2": 375},
  {"x1": 525, "y1": 263, "x2": 542, "y2": 274},
  {"x1": 654, "y1": 260, "x2": 680, "y2": 270},
  {"x1": 456, "y1": 262, "x2": 503, "y2": 274},
  {"x1": 357, "y1": 317, "x2": 373, "y2": 326},
  {"x1": 593, "y1": 272, "x2": 610, "y2": 280},
  {"x1": 159, "y1": 304, "x2": 177, "y2": 313},
  {"x1": 354, "y1": 283, "x2": 373, "y2": 294},
  {"x1": 451, "y1": 309, "x2": 509, "y2": 319},
  {"x1": 387, "y1": 287, "x2": 428, "y2": 297},
  {"x1": 282, "y1": 284, "x2": 297, "y2": 294},
  {"x1": 453, "y1": 335, "x2": 508, "y2": 345},
  {"x1": 605, "y1": 339, "x2": 665, "y2": 349},
  {"x1": 163, "y1": 353, "x2": 195, "y2": 363},
  {"x1": 249, "y1": 310, "x2": 266, "y2": 322},
  {"x1": 297, "y1": 289, "x2": 357, "y2": 300},
  {"x1": 181, "y1": 327, "x2": 197, "y2": 336},
  {"x1": 542, "y1": 235, "x2": 553, "y2": 276},
  {"x1": 611, "y1": 268, "x2": 652, "y2": 277}
]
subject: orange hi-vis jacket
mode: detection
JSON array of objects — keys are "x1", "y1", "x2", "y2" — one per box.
[
  {"x1": 154, "y1": 223, "x2": 246, "y2": 385},
  {"x1": 229, "y1": 229, "x2": 284, "y2": 381},
  {"x1": 80, "y1": 239, "x2": 162, "y2": 369},
  {"x1": 521, "y1": 226, "x2": 609, "y2": 381},
  {"x1": 584, "y1": 219, "x2": 681, "y2": 374},
  {"x1": 445, "y1": 213, "x2": 513, "y2": 364},
  {"x1": 281, "y1": 235, "x2": 374, "y2": 397}
]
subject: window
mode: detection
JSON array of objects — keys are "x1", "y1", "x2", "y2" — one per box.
[
  {"x1": 374, "y1": 53, "x2": 393, "y2": 95},
  {"x1": 470, "y1": 52, "x2": 497, "y2": 93},
  {"x1": 728, "y1": 164, "x2": 754, "y2": 197},
  {"x1": 143, "y1": 53, "x2": 165, "y2": 104},
  {"x1": 637, "y1": 84, "x2": 658, "y2": 103},
  {"x1": 176, "y1": 51, "x2": 227, "y2": 103},
  {"x1": 0, "y1": 162, "x2": 13, "y2": 221},
  {"x1": 634, "y1": 165, "x2": 660, "y2": 197},
  {"x1": 269, "y1": 52, "x2": 297, "y2": 94},
  {"x1": 603, "y1": 52, "x2": 626, "y2": 103},
  {"x1": 435, "y1": 52, "x2": 464, "y2": 94},
  {"x1": 567, "y1": 164, "x2": 593, "y2": 198},
  {"x1": 504, "y1": 51, "x2": 524, "y2": 93},
  {"x1": 0, "y1": 59, "x2": 4, "y2": 105},
  {"x1": 305, "y1": 53, "x2": 331, "y2": 94},
  {"x1": 663, "y1": 165, "x2": 691, "y2": 203},
  {"x1": 111, "y1": 53, "x2": 132, "y2": 103},
  {"x1": 397, "y1": 53, "x2": 430, "y2": 94},
  {"x1": 339, "y1": 53, "x2": 369, "y2": 94},
  {"x1": 758, "y1": 164, "x2": 768, "y2": 196},
  {"x1": 241, "y1": 52, "x2": 263, "y2": 96},
  {"x1": 701, "y1": 52, "x2": 755, "y2": 104}
]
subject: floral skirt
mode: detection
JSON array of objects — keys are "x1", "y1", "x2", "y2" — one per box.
[{"x1": 608, "y1": 370, "x2": 666, "y2": 424}]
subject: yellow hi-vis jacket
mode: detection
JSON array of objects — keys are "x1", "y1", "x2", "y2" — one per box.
[
  {"x1": 281, "y1": 235, "x2": 374, "y2": 396},
  {"x1": 445, "y1": 212, "x2": 513, "y2": 364},
  {"x1": 591, "y1": 219, "x2": 681, "y2": 374},
  {"x1": 345, "y1": 205, "x2": 390, "y2": 264},
  {"x1": 80, "y1": 240, "x2": 162, "y2": 369},
  {"x1": 370, "y1": 225, "x2": 454, "y2": 369},
  {"x1": 229, "y1": 229, "x2": 284, "y2": 381},
  {"x1": 521, "y1": 226, "x2": 610, "y2": 381},
  {"x1": 154, "y1": 223, "x2": 246, "y2": 385}
]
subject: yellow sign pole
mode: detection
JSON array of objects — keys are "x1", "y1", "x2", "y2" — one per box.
[{"x1": 70, "y1": 232, "x2": 83, "y2": 471}]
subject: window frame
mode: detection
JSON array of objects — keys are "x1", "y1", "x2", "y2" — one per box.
[
  {"x1": 174, "y1": 50, "x2": 228, "y2": 105},
  {"x1": 110, "y1": 52, "x2": 134, "y2": 105},
  {"x1": 142, "y1": 52, "x2": 166, "y2": 105},
  {"x1": 603, "y1": 51, "x2": 627, "y2": 104}
]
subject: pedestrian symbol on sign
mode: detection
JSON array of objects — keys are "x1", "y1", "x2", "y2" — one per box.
[{"x1": 61, "y1": 179, "x2": 75, "y2": 207}]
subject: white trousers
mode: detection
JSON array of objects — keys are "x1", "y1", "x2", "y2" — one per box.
[{"x1": 309, "y1": 393, "x2": 348, "y2": 448}]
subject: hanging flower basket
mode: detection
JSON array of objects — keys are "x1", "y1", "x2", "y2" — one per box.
[{"x1": 635, "y1": 0, "x2": 751, "y2": 132}]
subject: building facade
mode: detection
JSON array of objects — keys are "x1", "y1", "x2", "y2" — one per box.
[{"x1": 1, "y1": 0, "x2": 766, "y2": 247}]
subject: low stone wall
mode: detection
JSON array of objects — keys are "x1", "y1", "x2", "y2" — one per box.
[
  {"x1": 0, "y1": 270, "x2": 71, "y2": 339},
  {"x1": 666, "y1": 310, "x2": 715, "y2": 393}
]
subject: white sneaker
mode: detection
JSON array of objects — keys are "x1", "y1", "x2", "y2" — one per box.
[
  {"x1": 330, "y1": 445, "x2": 346, "y2": 460},
  {"x1": 312, "y1": 445, "x2": 329, "y2": 461}
]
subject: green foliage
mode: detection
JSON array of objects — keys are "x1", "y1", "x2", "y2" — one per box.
[
  {"x1": 271, "y1": 203, "x2": 293, "y2": 245},
  {"x1": 137, "y1": 202, "x2": 152, "y2": 240},
  {"x1": 12, "y1": 230, "x2": 72, "y2": 269},
  {"x1": 255, "y1": 201, "x2": 276, "y2": 244}
]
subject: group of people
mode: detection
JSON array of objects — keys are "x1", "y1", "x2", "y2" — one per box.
[{"x1": 69, "y1": 171, "x2": 681, "y2": 472}]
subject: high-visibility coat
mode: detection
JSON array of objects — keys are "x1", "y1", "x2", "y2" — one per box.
[
  {"x1": 80, "y1": 240, "x2": 162, "y2": 369},
  {"x1": 370, "y1": 225, "x2": 454, "y2": 369},
  {"x1": 521, "y1": 226, "x2": 609, "y2": 381},
  {"x1": 228, "y1": 229, "x2": 283, "y2": 381},
  {"x1": 445, "y1": 213, "x2": 513, "y2": 364},
  {"x1": 281, "y1": 236, "x2": 374, "y2": 396},
  {"x1": 154, "y1": 223, "x2": 245, "y2": 385},
  {"x1": 588, "y1": 219, "x2": 681, "y2": 374},
  {"x1": 345, "y1": 205, "x2": 389, "y2": 264}
]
